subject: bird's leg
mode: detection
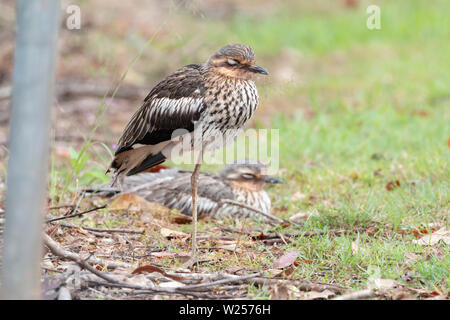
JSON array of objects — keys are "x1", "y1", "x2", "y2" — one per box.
[
  {"x1": 184, "y1": 150, "x2": 203, "y2": 268},
  {"x1": 190, "y1": 162, "x2": 201, "y2": 262}
]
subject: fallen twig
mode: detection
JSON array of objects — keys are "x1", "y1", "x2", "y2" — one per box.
[
  {"x1": 43, "y1": 233, "x2": 261, "y2": 298},
  {"x1": 276, "y1": 232, "x2": 289, "y2": 245},
  {"x1": 178, "y1": 272, "x2": 262, "y2": 291},
  {"x1": 43, "y1": 233, "x2": 121, "y2": 283},
  {"x1": 333, "y1": 289, "x2": 374, "y2": 300},
  {"x1": 250, "y1": 277, "x2": 348, "y2": 294},
  {"x1": 46, "y1": 204, "x2": 107, "y2": 223},
  {"x1": 219, "y1": 199, "x2": 285, "y2": 224},
  {"x1": 58, "y1": 222, "x2": 144, "y2": 234},
  {"x1": 48, "y1": 204, "x2": 76, "y2": 210}
]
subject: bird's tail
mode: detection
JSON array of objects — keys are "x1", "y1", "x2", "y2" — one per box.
[
  {"x1": 127, "y1": 152, "x2": 166, "y2": 176},
  {"x1": 108, "y1": 145, "x2": 167, "y2": 181}
]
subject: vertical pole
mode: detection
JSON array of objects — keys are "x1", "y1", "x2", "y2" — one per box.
[{"x1": 1, "y1": 0, "x2": 60, "y2": 299}]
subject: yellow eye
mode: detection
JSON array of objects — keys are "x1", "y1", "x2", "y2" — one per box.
[{"x1": 227, "y1": 59, "x2": 238, "y2": 65}]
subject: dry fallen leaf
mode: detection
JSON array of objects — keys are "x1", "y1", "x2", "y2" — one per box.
[
  {"x1": 109, "y1": 194, "x2": 154, "y2": 212},
  {"x1": 132, "y1": 264, "x2": 186, "y2": 282},
  {"x1": 413, "y1": 227, "x2": 450, "y2": 246},
  {"x1": 412, "y1": 226, "x2": 439, "y2": 238},
  {"x1": 272, "y1": 251, "x2": 299, "y2": 269},
  {"x1": 252, "y1": 232, "x2": 268, "y2": 240},
  {"x1": 217, "y1": 243, "x2": 242, "y2": 253},
  {"x1": 171, "y1": 215, "x2": 192, "y2": 224},
  {"x1": 160, "y1": 227, "x2": 189, "y2": 239}
]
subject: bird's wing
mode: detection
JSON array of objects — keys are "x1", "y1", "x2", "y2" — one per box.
[
  {"x1": 138, "y1": 172, "x2": 235, "y2": 216},
  {"x1": 121, "y1": 169, "x2": 180, "y2": 192},
  {"x1": 115, "y1": 64, "x2": 207, "y2": 155},
  {"x1": 83, "y1": 169, "x2": 179, "y2": 196}
]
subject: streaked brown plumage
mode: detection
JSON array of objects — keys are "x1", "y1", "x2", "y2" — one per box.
[
  {"x1": 91, "y1": 161, "x2": 283, "y2": 218},
  {"x1": 109, "y1": 44, "x2": 268, "y2": 178}
]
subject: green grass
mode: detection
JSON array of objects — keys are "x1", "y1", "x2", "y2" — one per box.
[
  {"x1": 249, "y1": 0, "x2": 450, "y2": 292},
  {"x1": 46, "y1": 0, "x2": 449, "y2": 296},
  {"x1": 188, "y1": 0, "x2": 449, "y2": 293}
]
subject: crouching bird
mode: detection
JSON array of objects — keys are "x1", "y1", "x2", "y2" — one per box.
[
  {"x1": 95, "y1": 161, "x2": 283, "y2": 218},
  {"x1": 108, "y1": 44, "x2": 268, "y2": 264}
]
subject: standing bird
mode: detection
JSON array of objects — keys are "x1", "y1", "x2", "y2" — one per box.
[
  {"x1": 94, "y1": 161, "x2": 283, "y2": 218},
  {"x1": 108, "y1": 44, "x2": 268, "y2": 263}
]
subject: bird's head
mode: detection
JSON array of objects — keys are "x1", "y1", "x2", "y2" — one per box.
[
  {"x1": 206, "y1": 44, "x2": 269, "y2": 80},
  {"x1": 220, "y1": 160, "x2": 283, "y2": 192}
]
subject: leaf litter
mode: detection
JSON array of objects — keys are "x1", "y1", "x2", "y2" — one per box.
[{"x1": 39, "y1": 192, "x2": 448, "y2": 300}]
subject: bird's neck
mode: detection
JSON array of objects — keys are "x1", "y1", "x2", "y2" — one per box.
[
  {"x1": 203, "y1": 65, "x2": 256, "y2": 83},
  {"x1": 229, "y1": 180, "x2": 265, "y2": 192}
]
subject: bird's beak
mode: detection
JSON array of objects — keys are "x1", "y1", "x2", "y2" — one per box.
[
  {"x1": 262, "y1": 176, "x2": 284, "y2": 184},
  {"x1": 247, "y1": 64, "x2": 269, "y2": 75}
]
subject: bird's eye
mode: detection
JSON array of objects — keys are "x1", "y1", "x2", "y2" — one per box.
[
  {"x1": 227, "y1": 59, "x2": 238, "y2": 66},
  {"x1": 242, "y1": 173, "x2": 255, "y2": 179}
]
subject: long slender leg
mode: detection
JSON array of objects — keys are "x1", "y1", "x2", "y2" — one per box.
[
  {"x1": 190, "y1": 162, "x2": 201, "y2": 261},
  {"x1": 184, "y1": 150, "x2": 203, "y2": 267}
]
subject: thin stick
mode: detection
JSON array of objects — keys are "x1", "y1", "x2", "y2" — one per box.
[
  {"x1": 86, "y1": 280, "x2": 206, "y2": 298},
  {"x1": 58, "y1": 222, "x2": 144, "y2": 234},
  {"x1": 86, "y1": 271, "x2": 262, "y2": 293},
  {"x1": 220, "y1": 199, "x2": 286, "y2": 224},
  {"x1": 184, "y1": 159, "x2": 202, "y2": 267},
  {"x1": 276, "y1": 232, "x2": 289, "y2": 245},
  {"x1": 44, "y1": 233, "x2": 263, "y2": 296},
  {"x1": 48, "y1": 204, "x2": 76, "y2": 210},
  {"x1": 179, "y1": 272, "x2": 262, "y2": 291},
  {"x1": 44, "y1": 233, "x2": 199, "y2": 297},
  {"x1": 46, "y1": 204, "x2": 107, "y2": 223},
  {"x1": 250, "y1": 277, "x2": 347, "y2": 294}
]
